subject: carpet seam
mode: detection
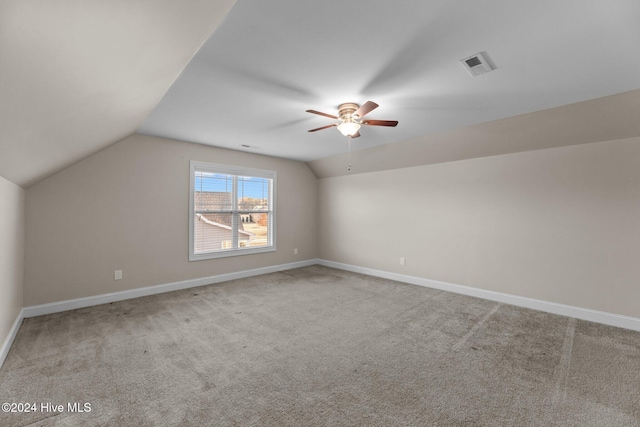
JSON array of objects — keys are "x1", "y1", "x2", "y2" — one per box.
[{"x1": 451, "y1": 303, "x2": 502, "y2": 351}]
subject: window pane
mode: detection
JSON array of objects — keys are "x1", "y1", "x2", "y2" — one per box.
[
  {"x1": 237, "y1": 176, "x2": 270, "y2": 210},
  {"x1": 194, "y1": 172, "x2": 234, "y2": 211},
  {"x1": 194, "y1": 213, "x2": 234, "y2": 254},
  {"x1": 240, "y1": 212, "x2": 269, "y2": 248}
]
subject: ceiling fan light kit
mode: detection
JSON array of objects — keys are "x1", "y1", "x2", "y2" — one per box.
[
  {"x1": 306, "y1": 101, "x2": 398, "y2": 140},
  {"x1": 337, "y1": 119, "x2": 361, "y2": 137}
]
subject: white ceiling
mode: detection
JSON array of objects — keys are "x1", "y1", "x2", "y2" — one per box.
[
  {"x1": 139, "y1": 0, "x2": 640, "y2": 161},
  {"x1": 2, "y1": 1, "x2": 640, "y2": 188},
  {"x1": 0, "y1": 0, "x2": 236, "y2": 187}
]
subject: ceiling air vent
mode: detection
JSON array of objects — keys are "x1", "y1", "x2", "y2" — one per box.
[{"x1": 460, "y1": 52, "x2": 495, "y2": 77}]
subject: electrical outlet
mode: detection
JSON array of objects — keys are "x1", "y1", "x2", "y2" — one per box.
[
  {"x1": 114, "y1": 270, "x2": 123, "y2": 280},
  {"x1": 294, "y1": 248, "x2": 298, "y2": 255},
  {"x1": 400, "y1": 257, "x2": 406, "y2": 266}
]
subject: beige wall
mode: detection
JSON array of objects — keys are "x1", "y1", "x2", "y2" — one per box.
[
  {"x1": 318, "y1": 137, "x2": 640, "y2": 318},
  {"x1": 0, "y1": 175, "x2": 24, "y2": 346},
  {"x1": 20, "y1": 131, "x2": 640, "y2": 320},
  {"x1": 25, "y1": 134, "x2": 318, "y2": 306}
]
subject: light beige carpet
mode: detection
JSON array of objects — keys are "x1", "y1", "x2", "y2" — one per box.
[{"x1": 1, "y1": 265, "x2": 639, "y2": 426}]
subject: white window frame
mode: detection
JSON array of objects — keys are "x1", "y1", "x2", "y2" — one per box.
[{"x1": 189, "y1": 161, "x2": 276, "y2": 261}]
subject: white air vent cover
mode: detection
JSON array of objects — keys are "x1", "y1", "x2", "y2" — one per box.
[{"x1": 460, "y1": 52, "x2": 494, "y2": 77}]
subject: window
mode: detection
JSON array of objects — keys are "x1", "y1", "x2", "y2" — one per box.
[{"x1": 189, "y1": 161, "x2": 276, "y2": 261}]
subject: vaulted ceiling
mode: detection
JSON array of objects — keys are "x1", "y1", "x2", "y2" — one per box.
[
  {"x1": 0, "y1": 0, "x2": 236, "y2": 187},
  {"x1": 2, "y1": 1, "x2": 640, "y2": 187}
]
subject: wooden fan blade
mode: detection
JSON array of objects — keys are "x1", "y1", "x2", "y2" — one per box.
[
  {"x1": 308, "y1": 124, "x2": 337, "y2": 132},
  {"x1": 353, "y1": 101, "x2": 378, "y2": 118},
  {"x1": 306, "y1": 109, "x2": 338, "y2": 119},
  {"x1": 362, "y1": 119, "x2": 398, "y2": 127}
]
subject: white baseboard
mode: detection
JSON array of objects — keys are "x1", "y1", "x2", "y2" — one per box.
[
  {"x1": 6, "y1": 257, "x2": 638, "y2": 372},
  {"x1": 23, "y1": 259, "x2": 317, "y2": 318},
  {"x1": 317, "y1": 259, "x2": 640, "y2": 332},
  {"x1": 0, "y1": 309, "x2": 24, "y2": 369}
]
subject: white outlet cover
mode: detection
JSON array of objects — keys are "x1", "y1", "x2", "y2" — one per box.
[{"x1": 114, "y1": 270, "x2": 123, "y2": 280}]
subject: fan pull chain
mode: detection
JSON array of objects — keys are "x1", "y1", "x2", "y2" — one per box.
[{"x1": 347, "y1": 136, "x2": 352, "y2": 171}]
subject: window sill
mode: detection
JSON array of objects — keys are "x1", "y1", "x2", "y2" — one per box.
[{"x1": 189, "y1": 245, "x2": 276, "y2": 262}]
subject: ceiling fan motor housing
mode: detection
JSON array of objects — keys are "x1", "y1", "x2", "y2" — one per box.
[
  {"x1": 306, "y1": 100, "x2": 397, "y2": 135},
  {"x1": 338, "y1": 103, "x2": 360, "y2": 120}
]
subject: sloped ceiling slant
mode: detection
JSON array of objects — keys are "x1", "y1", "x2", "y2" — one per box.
[{"x1": 0, "y1": 0, "x2": 237, "y2": 188}]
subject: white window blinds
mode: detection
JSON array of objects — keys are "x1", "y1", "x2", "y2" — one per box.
[{"x1": 189, "y1": 161, "x2": 276, "y2": 261}]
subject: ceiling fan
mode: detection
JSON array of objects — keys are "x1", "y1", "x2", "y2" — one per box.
[{"x1": 306, "y1": 101, "x2": 398, "y2": 138}]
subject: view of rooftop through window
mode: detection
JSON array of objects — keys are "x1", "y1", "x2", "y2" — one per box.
[{"x1": 193, "y1": 171, "x2": 272, "y2": 254}]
